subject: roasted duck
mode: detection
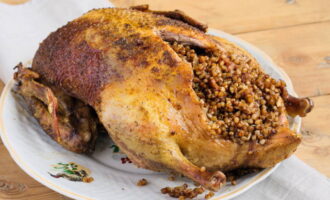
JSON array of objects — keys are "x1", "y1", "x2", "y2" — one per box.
[{"x1": 14, "y1": 5, "x2": 313, "y2": 191}]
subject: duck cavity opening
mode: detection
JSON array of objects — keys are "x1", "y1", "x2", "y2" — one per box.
[{"x1": 166, "y1": 40, "x2": 287, "y2": 144}]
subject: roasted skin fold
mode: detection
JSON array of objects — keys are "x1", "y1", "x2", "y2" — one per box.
[{"x1": 14, "y1": 5, "x2": 313, "y2": 191}]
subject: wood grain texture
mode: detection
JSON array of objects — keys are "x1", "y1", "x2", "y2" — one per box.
[
  {"x1": 0, "y1": 145, "x2": 72, "y2": 200},
  {"x1": 112, "y1": 0, "x2": 330, "y2": 34},
  {"x1": 297, "y1": 95, "x2": 330, "y2": 176},
  {"x1": 237, "y1": 21, "x2": 330, "y2": 97},
  {"x1": 0, "y1": 81, "x2": 2, "y2": 145}
]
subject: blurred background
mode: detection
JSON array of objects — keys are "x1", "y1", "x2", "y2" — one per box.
[{"x1": 0, "y1": 0, "x2": 329, "y2": 199}]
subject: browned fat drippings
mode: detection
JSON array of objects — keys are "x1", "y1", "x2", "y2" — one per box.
[
  {"x1": 169, "y1": 41, "x2": 287, "y2": 144},
  {"x1": 225, "y1": 167, "x2": 262, "y2": 185}
]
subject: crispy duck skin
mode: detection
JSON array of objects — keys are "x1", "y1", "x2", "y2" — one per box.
[{"x1": 14, "y1": 5, "x2": 313, "y2": 191}]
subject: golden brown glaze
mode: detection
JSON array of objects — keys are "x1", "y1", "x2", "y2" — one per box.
[{"x1": 14, "y1": 7, "x2": 313, "y2": 191}]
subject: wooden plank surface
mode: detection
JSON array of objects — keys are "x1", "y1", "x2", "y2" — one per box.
[
  {"x1": 0, "y1": 0, "x2": 330, "y2": 199},
  {"x1": 0, "y1": 145, "x2": 71, "y2": 200},
  {"x1": 237, "y1": 21, "x2": 330, "y2": 97},
  {"x1": 112, "y1": 0, "x2": 330, "y2": 34},
  {"x1": 296, "y1": 95, "x2": 330, "y2": 176}
]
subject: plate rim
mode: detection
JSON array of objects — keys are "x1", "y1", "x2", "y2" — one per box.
[{"x1": 0, "y1": 29, "x2": 300, "y2": 200}]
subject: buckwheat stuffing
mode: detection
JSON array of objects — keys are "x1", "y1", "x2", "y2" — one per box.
[
  {"x1": 193, "y1": 182, "x2": 201, "y2": 186},
  {"x1": 161, "y1": 184, "x2": 205, "y2": 199},
  {"x1": 137, "y1": 178, "x2": 148, "y2": 186},
  {"x1": 170, "y1": 42, "x2": 287, "y2": 144},
  {"x1": 205, "y1": 191, "x2": 215, "y2": 199},
  {"x1": 168, "y1": 175, "x2": 176, "y2": 181}
]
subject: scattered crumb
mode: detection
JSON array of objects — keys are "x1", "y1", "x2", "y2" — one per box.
[
  {"x1": 137, "y1": 178, "x2": 148, "y2": 186},
  {"x1": 121, "y1": 157, "x2": 132, "y2": 164},
  {"x1": 200, "y1": 166, "x2": 206, "y2": 172},
  {"x1": 227, "y1": 175, "x2": 237, "y2": 186},
  {"x1": 158, "y1": 168, "x2": 262, "y2": 199},
  {"x1": 82, "y1": 177, "x2": 94, "y2": 183},
  {"x1": 193, "y1": 182, "x2": 201, "y2": 186},
  {"x1": 168, "y1": 175, "x2": 176, "y2": 181},
  {"x1": 161, "y1": 184, "x2": 205, "y2": 199},
  {"x1": 205, "y1": 191, "x2": 215, "y2": 199}
]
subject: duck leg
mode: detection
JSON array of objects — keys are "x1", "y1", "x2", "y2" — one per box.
[
  {"x1": 114, "y1": 134, "x2": 226, "y2": 191},
  {"x1": 281, "y1": 89, "x2": 314, "y2": 117},
  {"x1": 14, "y1": 64, "x2": 98, "y2": 153},
  {"x1": 163, "y1": 144, "x2": 226, "y2": 191}
]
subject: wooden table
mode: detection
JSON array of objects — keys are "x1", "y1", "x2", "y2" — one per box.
[{"x1": 0, "y1": 0, "x2": 329, "y2": 199}]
